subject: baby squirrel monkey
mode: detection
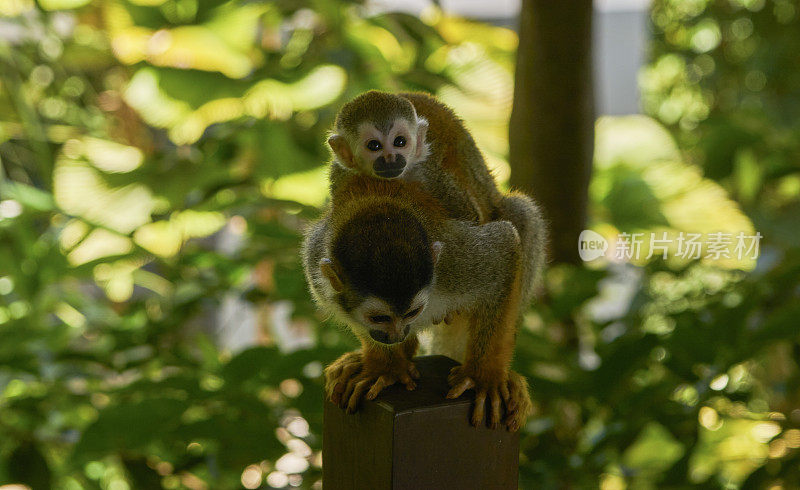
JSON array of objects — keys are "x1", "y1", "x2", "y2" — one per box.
[
  {"x1": 327, "y1": 91, "x2": 497, "y2": 223},
  {"x1": 304, "y1": 91, "x2": 545, "y2": 431}
]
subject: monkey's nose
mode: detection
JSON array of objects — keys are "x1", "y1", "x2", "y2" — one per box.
[
  {"x1": 373, "y1": 154, "x2": 405, "y2": 178},
  {"x1": 369, "y1": 329, "x2": 391, "y2": 344},
  {"x1": 368, "y1": 327, "x2": 408, "y2": 345}
]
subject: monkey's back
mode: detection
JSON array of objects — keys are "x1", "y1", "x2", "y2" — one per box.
[{"x1": 399, "y1": 92, "x2": 503, "y2": 223}]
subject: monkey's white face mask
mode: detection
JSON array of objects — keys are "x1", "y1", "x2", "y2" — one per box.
[
  {"x1": 349, "y1": 289, "x2": 431, "y2": 344},
  {"x1": 328, "y1": 117, "x2": 430, "y2": 180},
  {"x1": 318, "y1": 240, "x2": 442, "y2": 345}
]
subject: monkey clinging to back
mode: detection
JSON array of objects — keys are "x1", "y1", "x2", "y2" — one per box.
[
  {"x1": 327, "y1": 90, "x2": 498, "y2": 224},
  {"x1": 303, "y1": 91, "x2": 546, "y2": 430}
]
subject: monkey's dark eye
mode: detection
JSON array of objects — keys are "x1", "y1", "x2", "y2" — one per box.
[
  {"x1": 369, "y1": 315, "x2": 391, "y2": 324},
  {"x1": 366, "y1": 140, "x2": 382, "y2": 151},
  {"x1": 393, "y1": 136, "x2": 406, "y2": 147},
  {"x1": 403, "y1": 307, "x2": 421, "y2": 319}
]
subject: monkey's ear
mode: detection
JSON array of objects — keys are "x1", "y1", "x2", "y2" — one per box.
[
  {"x1": 320, "y1": 258, "x2": 344, "y2": 292},
  {"x1": 431, "y1": 241, "x2": 443, "y2": 265},
  {"x1": 328, "y1": 134, "x2": 355, "y2": 168},
  {"x1": 415, "y1": 118, "x2": 430, "y2": 160}
]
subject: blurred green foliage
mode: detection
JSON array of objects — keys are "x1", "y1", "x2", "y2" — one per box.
[
  {"x1": 0, "y1": 1, "x2": 515, "y2": 489},
  {"x1": 0, "y1": 0, "x2": 798, "y2": 489}
]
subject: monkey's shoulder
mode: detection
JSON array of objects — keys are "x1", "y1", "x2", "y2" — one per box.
[
  {"x1": 329, "y1": 171, "x2": 447, "y2": 221},
  {"x1": 397, "y1": 92, "x2": 469, "y2": 142}
]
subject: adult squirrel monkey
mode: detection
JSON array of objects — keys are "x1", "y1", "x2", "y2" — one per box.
[{"x1": 303, "y1": 91, "x2": 545, "y2": 430}]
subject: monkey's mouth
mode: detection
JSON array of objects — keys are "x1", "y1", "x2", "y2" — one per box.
[
  {"x1": 373, "y1": 155, "x2": 406, "y2": 179},
  {"x1": 374, "y1": 167, "x2": 404, "y2": 179},
  {"x1": 369, "y1": 326, "x2": 410, "y2": 344}
]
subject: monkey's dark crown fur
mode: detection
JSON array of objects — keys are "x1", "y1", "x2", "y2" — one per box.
[
  {"x1": 335, "y1": 90, "x2": 417, "y2": 134},
  {"x1": 332, "y1": 204, "x2": 433, "y2": 313}
]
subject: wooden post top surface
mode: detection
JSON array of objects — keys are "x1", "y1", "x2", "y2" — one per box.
[
  {"x1": 323, "y1": 355, "x2": 520, "y2": 490},
  {"x1": 369, "y1": 355, "x2": 471, "y2": 412}
]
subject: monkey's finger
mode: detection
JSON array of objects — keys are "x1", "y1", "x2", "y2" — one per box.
[
  {"x1": 331, "y1": 376, "x2": 352, "y2": 407},
  {"x1": 326, "y1": 351, "x2": 360, "y2": 379},
  {"x1": 447, "y1": 377, "x2": 475, "y2": 399},
  {"x1": 505, "y1": 380, "x2": 522, "y2": 413},
  {"x1": 324, "y1": 364, "x2": 343, "y2": 382},
  {"x1": 328, "y1": 378, "x2": 349, "y2": 405},
  {"x1": 409, "y1": 364, "x2": 421, "y2": 379},
  {"x1": 329, "y1": 359, "x2": 362, "y2": 404},
  {"x1": 471, "y1": 391, "x2": 487, "y2": 427},
  {"x1": 489, "y1": 390, "x2": 502, "y2": 430},
  {"x1": 447, "y1": 367, "x2": 463, "y2": 385},
  {"x1": 341, "y1": 376, "x2": 363, "y2": 409},
  {"x1": 323, "y1": 375, "x2": 337, "y2": 397},
  {"x1": 500, "y1": 382, "x2": 511, "y2": 405},
  {"x1": 399, "y1": 372, "x2": 416, "y2": 391},
  {"x1": 506, "y1": 404, "x2": 528, "y2": 432},
  {"x1": 340, "y1": 361, "x2": 362, "y2": 383},
  {"x1": 329, "y1": 385, "x2": 342, "y2": 405},
  {"x1": 346, "y1": 379, "x2": 372, "y2": 413},
  {"x1": 366, "y1": 376, "x2": 392, "y2": 400}
]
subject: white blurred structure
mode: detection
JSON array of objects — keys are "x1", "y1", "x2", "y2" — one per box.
[
  {"x1": 593, "y1": 0, "x2": 651, "y2": 115},
  {"x1": 369, "y1": 0, "x2": 652, "y2": 115}
]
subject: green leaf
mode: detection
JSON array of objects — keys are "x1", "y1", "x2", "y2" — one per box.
[
  {"x1": 622, "y1": 422, "x2": 685, "y2": 475},
  {"x1": 71, "y1": 398, "x2": 188, "y2": 463},
  {"x1": 0, "y1": 181, "x2": 55, "y2": 212}
]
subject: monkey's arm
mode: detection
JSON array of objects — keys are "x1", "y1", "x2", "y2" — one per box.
[
  {"x1": 302, "y1": 215, "x2": 335, "y2": 307},
  {"x1": 432, "y1": 218, "x2": 535, "y2": 430},
  {"x1": 431, "y1": 219, "x2": 521, "y2": 306}
]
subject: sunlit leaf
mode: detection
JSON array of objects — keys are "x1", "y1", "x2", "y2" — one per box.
[
  {"x1": 125, "y1": 65, "x2": 346, "y2": 144},
  {"x1": 265, "y1": 166, "x2": 329, "y2": 208},
  {"x1": 623, "y1": 422, "x2": 684, "y2": 475},
  {"x1": 133, "y1": 210, "x2": 225, "y2": 258},
  {"x1": 54, "y1": 158, "x2": 154, "y2": 234},
  {"x1": 83, "y1": 137, "x2": 144, "y2": 173},
  {"x1": 592, "y1": 116, "x2": 756, "y2": 269},
  {"x1": 37, "y1": 0, "x2": 90, "y2": 10},
  {"x1": 67, "y1": 229, "x2": 133, "y2": 265}
]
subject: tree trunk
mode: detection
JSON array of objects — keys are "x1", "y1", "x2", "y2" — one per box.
[{"x1": 509, "y1": 0, "x2": 595, "y2": 264}]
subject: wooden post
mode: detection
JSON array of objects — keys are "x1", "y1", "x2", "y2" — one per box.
[{"x1": 323, "y1": 356, "x2": 519, "y2": 489}]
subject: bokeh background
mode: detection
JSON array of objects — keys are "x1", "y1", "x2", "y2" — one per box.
[{"x1": 1, "y1": 0, "x2": 800, "y2": 488}]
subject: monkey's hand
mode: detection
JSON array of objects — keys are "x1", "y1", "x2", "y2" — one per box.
[
  {"x1": 324, "y1": 350, "x2": 420, "y2": 414},
  {"x1": 447, "y1": 364, "x2": 532, "y2": 431},
  {"x1": 324, "y1": 350, "x2": 363, "y2": 405}
]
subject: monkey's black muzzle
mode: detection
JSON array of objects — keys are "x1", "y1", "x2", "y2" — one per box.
[
  {"x1": 369, "y1": 325, "x2": 410, "y2": 344},
  {"x1": 373, "y1": 154, "x2": 406, "y2": 178}
]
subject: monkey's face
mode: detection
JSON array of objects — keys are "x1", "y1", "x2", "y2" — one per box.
[
  {"x1": 348, "y1": 290, "x2": 429, "y2": 344},
  {"x1": 353, "y1": 118, "x2": 427, "y2": 179},
  {"x1": 319, "y1": 204, "x2": 440, "y2": 344}
]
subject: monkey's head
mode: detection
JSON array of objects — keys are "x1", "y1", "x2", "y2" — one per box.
[
  {"x1": 328, "y1": 91, "x2": 430, "y2": 179},
  {"x1": 319, "y1": 203, "x2": 441, "y2": 344}
]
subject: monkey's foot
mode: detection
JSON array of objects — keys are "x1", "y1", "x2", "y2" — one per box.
[
  {"x1": 447, "y1": 365, "x2": 532, "y2": 431},
  {"x1": 324, "y1": 351, "x2": 420, "y2": 414},
  {"x1": 504, "y1": 370, "x2": 533, "y2": 432}
]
